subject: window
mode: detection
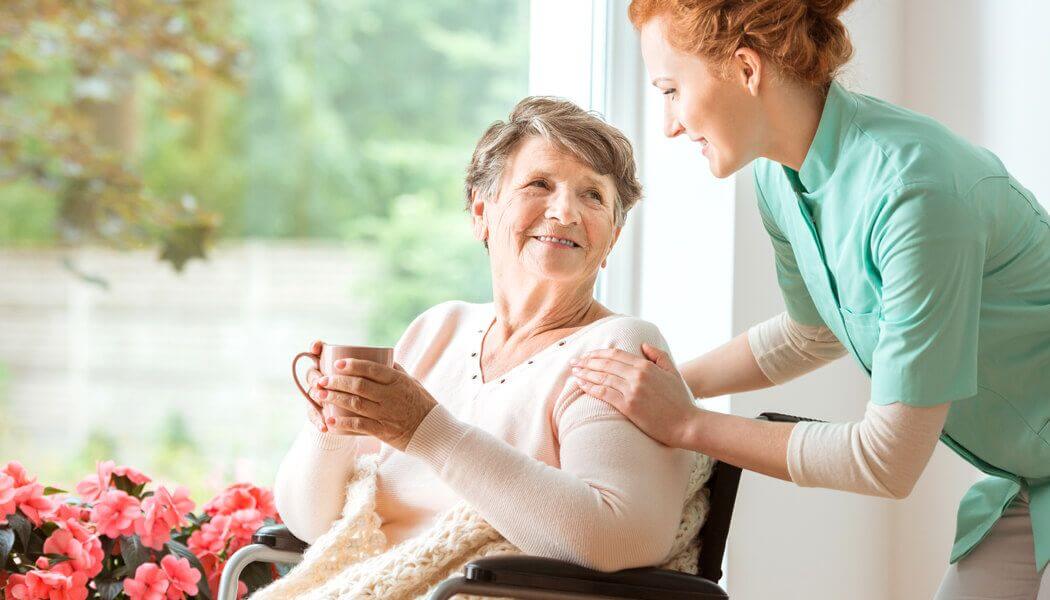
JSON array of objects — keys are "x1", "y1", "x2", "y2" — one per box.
[{"x1": 0, "y1": 0, "x2": 533, "y2": 500}]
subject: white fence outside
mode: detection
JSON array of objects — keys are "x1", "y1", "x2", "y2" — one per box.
[{"x1": 0, "y1": 241, "x2": 373, "y2": 499}]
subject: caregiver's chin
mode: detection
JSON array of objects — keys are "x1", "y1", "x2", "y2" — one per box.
[{"x1": 638, "y1": 15, "x2": 827, "y2": 179}]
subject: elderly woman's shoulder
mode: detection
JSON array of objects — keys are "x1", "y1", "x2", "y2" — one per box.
[
  {"x1": 582, "y1": 314, "x2": 671, "y2": 354},
  {"x1": 400, "y1": 300, "x2": 492, "y2": 339}
]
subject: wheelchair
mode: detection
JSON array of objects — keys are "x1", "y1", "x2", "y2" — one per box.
[{"x1": 219, "y1": 413, "x2": 815, "y2": 599}]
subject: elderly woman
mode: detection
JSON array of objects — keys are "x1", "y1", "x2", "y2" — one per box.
[{"x1": 271, "y1": 97, "x2": 696, "y2": 578}]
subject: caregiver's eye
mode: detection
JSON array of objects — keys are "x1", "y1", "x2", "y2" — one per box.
[{"x1": 662, "y1": 88, "x2": 677, "y2": 99}]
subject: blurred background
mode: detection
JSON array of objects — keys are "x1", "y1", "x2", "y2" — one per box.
[{"x1": 2, "y1": 1, "x2": 1048, "y2": 598}]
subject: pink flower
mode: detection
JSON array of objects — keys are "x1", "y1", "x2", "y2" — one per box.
[
  {"x1": 135, "y1": 487, "x2": 187, "y2": 550},
  {"x1": 1, "y1": 462, "x2": 55, "y2": 527},
  {"x1": 198, "y1": 553, "x2": 247, "y2": 600},
  {"x1": 3, "y1": 573, "x2": 29, "y2": 600},
  {"x1": 91, "y1": 490, "x2": 141, "y2": 539},
  {"x1": 187, "y1": 514, "x2": 230, "y2": 556},
  {"x1": 23, "y1": 558, "x2": 89, "y2": 600},
  {"x1": 168, "y1": 486, "x2": 195, "y2": 518},
  {"x1": 203, "y1": 483, "x2": 275, "y2": 519},
  {"x1": 75, "y1": 461, "x2": 151, "y2": 503},
  {"x1": 42, "y1": 527, "x2": 104, "y2": 579},
  {"x1": 0, "y1": 472, "x2": 15, "y2": 524},
  {"x1": 45, "y1": 501, "x2": 93, "y2": 525},
  {"x1": 123, "y1": 563, "x2": 169, "y2": 600},
  {"x1": 160, "y1": 555, "x2": 200, "y2": 599}
]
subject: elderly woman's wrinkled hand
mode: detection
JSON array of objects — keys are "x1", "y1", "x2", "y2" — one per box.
[{"x1": 315, "y1": 359, "x2": 438, "y2": 451}]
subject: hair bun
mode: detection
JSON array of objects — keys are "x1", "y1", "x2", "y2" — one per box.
[{"x1": 805, "y1": 0, "x2": 855, "y2": 20}]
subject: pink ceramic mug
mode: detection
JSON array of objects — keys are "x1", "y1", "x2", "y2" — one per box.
[{"x1": 292, "y1": 344, "x2": 394, "y2": 427}]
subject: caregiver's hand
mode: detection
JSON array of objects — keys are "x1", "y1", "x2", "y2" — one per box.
[
  {"x1": 315, "y1": 359, "x2": 437, "y2": 451},
  {"x1": 570, "y1": 344, "x2": 699, "y2": 448}
]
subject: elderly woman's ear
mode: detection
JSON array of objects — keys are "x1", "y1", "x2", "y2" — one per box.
[{"x1": 469, "y1": 189, "x2": 488, "y2": 245}]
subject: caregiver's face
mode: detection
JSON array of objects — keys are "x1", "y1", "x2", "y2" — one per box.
[
  {"x1": 639, "y1": 16, "x2": 763, "y2": 179},
  {"x1": 476, "y1": 136, "x2": 620, "y2": 284}
]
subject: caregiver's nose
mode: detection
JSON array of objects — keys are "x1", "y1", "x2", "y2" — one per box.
[{"x1": 664, "y1": 112, "x2": 685, "y2": 138}]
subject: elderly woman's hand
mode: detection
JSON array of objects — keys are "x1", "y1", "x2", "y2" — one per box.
[
  {"x1": 570, "y1": 344, "x2": 699, "y2": 449},
  {"x1": 302, "y1": 340, "x2": 329, "y2": 433},
  {"x1": 315, "y1": 359, "x2": 437, "y2": 451}
]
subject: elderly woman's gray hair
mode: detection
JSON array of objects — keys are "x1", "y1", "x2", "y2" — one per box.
[{"x1": 465, "y1": 97, "x2": 643, "y2": 227}]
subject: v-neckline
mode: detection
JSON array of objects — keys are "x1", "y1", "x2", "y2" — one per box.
[{"x1": 470, "y1": 310, "x2": 622, "y2": 386}]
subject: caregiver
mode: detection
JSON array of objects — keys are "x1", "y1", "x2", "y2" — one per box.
[{"x1": 570, "y1": 0, "x2": 1050, "y2": 597}]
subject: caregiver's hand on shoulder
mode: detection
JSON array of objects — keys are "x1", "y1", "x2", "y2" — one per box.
[
  {"x1": 570, "y1": 344, "x2": 699, "y2": 448},
  {"x1": 315, "y1": 359, "x2": 437, "y2": 451}
]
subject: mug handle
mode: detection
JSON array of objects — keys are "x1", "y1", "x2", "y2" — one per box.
[{"x1": 292, "y1": 351, "x2": 323, "y2": 417}]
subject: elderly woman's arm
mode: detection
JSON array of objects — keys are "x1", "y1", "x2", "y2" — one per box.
[
  {"x1": 404, "y1": 397, "x2": 694, "y2": 572},
  {"x1": 272, "y1": 425, "x2": 381, "y2": 544}
]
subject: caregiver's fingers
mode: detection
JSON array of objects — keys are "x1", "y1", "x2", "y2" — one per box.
[
  {"x1": 571, "y1": 356, "x2": 639, "y2": 381},
  {"x1": 571, "y1": 365, "x2": 629, "y2": 390},
  {"x1": 574, "y1": 379, "x2": 627, "y2": 409},
  {"x1": 573, "y1": 348, "x2": 649, "y2": 370}
]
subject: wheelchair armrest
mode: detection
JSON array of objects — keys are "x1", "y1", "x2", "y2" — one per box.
[
  {"x1": 757, "y1": 411, "x2": 826, "y2": 424},
  {"x1": 251, "y1": 524, "x2": 309, "y2": 554},
  {"x1": 461, "y1": 555, "x2": 727, "y2": 599}
]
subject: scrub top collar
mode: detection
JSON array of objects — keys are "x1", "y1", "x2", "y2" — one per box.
[{"x1": 792, "y1": 81, "x2": 860, "y2": 195}]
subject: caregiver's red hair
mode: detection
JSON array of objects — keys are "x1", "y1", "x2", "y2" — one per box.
[{"x1": 628, "y1": 0, "x2": 855, "y2": 87}]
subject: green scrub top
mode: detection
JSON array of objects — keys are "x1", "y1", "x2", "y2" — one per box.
[{"x1": 754, "y1": 82, "x2": 1050, "y2": 570}]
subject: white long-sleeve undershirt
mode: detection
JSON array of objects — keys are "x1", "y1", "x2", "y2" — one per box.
[{"x1": 746, "y1": 312, "x2": 949, "y2": 499}]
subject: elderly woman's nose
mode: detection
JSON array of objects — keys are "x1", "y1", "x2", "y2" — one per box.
[{"x1": 544, "y1": 187, "x2": 581, "y2": 223}]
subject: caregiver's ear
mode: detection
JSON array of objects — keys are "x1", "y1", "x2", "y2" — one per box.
[
  {"x1": 601, "y1": 225, "x2": 623, "y2": 269},
  {"x1": 731, "y1": 47, "x2": 764, "y2": 96},
  {"x1": 469, "y1": 189, "x2": 488, "y2": 242}
]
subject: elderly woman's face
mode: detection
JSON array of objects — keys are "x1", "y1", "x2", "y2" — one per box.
[{"x1": 473, "y1": 137, "x2": 621, "y2": 283}]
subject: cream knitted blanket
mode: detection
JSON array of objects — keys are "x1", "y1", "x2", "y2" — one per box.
[{"x1": 251, "y1": 452, "x2": 714, "y2": 600}]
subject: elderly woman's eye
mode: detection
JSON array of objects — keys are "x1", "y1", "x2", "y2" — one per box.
[
  {"x1": 528, "y1": 179, "x2": 549, "y2": 189},
  {"x1": 586, "y1": 190, "x2": 603, "y2": 202}
]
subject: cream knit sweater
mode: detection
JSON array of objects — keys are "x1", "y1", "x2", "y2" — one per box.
[{"x1": 259, "y1": 301, "x2": 715, "y2": 599}]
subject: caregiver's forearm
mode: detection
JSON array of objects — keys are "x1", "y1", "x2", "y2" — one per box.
[
  {"x1": 679, "y1": 330, "x2": 773, "y2": 399},
  {"x1": 682, "y1": 409, "x2": 795, "y2": 481}
]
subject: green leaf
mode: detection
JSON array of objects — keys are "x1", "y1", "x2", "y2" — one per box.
[
  {"x1": 40, "y1": 522, "x2": 59, "y2": 537},
  {"x1": 239, "y1": 561, "x2": 274, "y2": 595},
  {"x1": 112, "y1": 475, "x2": 137, "y2": 495},
  {"x1": 42, "y1": 552, "x2": 70, "y2": 566},
  {"x1": 42, "y1": 486, "x2": 67, "y2": 495},
  {"x1": 120, "y1": 535, "x2": 151, "y2": 574},
  {"x1": 0, "y1": 526, "x2": 14, "y2": 558},
  {"x1": 6, "y1": 513, "x2": 31, "y2": 554},
  {"x1": 159, "y1": 223, "x2": 211, "y2": 271},
  {"x1": 97, "y1": 580, "x2": 123, "y2": 600},
  {"x1": 165, "y1": 540, "x2": 212, "y2": 600}
]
